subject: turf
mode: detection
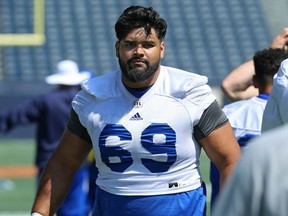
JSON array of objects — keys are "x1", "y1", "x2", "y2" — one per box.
[
  {"x1": 0, "y1": 139, "x2": 36, "y2": 212},
  {"x1": 0, "y1": 139, "x2": 35, "y2": 165},
  {"x1": 0, "y1": 139, "x2": 211, "y2": 215}
]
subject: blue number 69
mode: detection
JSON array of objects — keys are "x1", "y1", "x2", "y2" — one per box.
[{"x1": 99, "y1": 123, "x2": 176, "y2": 173}]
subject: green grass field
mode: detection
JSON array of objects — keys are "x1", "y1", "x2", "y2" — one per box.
[
  {"x1": 0, "y1": 139, "x2": 36, "y2": 214},
  {"x1": 0, "y1": 139, "x2": 211, "y2": 215}
]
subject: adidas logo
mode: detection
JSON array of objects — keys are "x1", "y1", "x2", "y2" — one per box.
[{"x1": 129, "y1": 112, "x2": 143, "y2": 121}]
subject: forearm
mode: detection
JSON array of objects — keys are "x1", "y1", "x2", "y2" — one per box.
[
  {"x1": 269, "y1": 27, "x2": 288, "y2": 49},
  {"x1": 31, "y1": 129, "x2": 92, "y2": 216},
  {"x1": 31, "y1": 176, "x2": 62, "y2": 216},
  {"x1": 221, "y1": 60, "x2": 257, "y2": 101},
  {"x1": 222, "y1": 27, "x2": 288, "y2": 102},
  {"x1": 0, "y1": 111, "x2": 31, "y2": 132},
  {"x1": 218, "y1": 156, "x2": 238, "y2": 188},
  {"x1": 201, "y1": 123, "x2": 241, "y2": 188},
  {"x1": 217, "y1": 140, "x2": 240, "y2": 189},
  {"x1": 31, "y1": 154, "x2": 78, "y2": 215},
  {"x1": 223, "y1": 85, "x2": 258, "y2": 102}
]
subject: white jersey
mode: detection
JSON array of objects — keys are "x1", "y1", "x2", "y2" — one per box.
[
  {"x1": 222, "y1": 95, "x2": 268, "y2": 148},
  {"x1": 72, "y1": 65, "x2": 216, "y2": 196},
  {"x1": 262, "y1": 58, "x2": 288, "y2": 132}
]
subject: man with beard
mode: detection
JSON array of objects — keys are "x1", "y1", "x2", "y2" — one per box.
[{"x1": 31, "y1": 6, "x2": 240, "y2": 216}]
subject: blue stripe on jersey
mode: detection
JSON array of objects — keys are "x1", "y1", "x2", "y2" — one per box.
[
  {"x1": 125, "y1": 85, "x2": 153, "y2": 98},
  {"x1": 93, "y1": 184, "x2": 206, "y2": 216},
  {"x1": 257, "y1": 93, "x2": 269, "y2": 101},
  {"x1": 238, "y1": 134, "x2": 257, "y2": 147}
]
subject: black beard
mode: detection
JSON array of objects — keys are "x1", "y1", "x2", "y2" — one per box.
[{"x1": 119, "y1": 58, "x2": 160, "y2": 83}]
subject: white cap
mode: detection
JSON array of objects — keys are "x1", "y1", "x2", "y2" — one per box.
[{"x1": 45, "y1": 60, "x2": 91, "y2": 85}]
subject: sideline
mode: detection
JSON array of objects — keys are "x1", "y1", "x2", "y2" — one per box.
[
  {"x1": 0, "y1": 165, "x2": 37, "y2": 178},
  {"x1": 0, "y1": 213, "x2": 29, "y2": 216}
]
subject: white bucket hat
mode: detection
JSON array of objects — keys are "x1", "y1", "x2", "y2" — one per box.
[{"x1": 45, "y1": 60, "x2": 91, "y2": 85}]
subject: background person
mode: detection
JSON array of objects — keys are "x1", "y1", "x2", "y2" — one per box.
[
  {"x1": 262, "y1": 58, "x2": 288, "y2": 132},
  {"x1": 209, "y1": 48, "x2": 288, "y2": 209},
  {"x1": 0, "y1": 60, "x2": 92, "y2": 216},
  {"x1": 221, "y1": 27, "x2": 288, "y2": 102},
  {"x1": 212, "y1": 55, "x2": 288, "y2": 216},
  {"x1": 211, "y1": 123, "x2": 288, "y2": 216}
]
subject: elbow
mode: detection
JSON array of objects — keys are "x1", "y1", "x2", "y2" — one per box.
[{"x1": 221, "y1": 80, "x2": 235, "y2": 101}]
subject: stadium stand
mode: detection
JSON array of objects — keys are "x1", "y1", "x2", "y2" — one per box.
[{"x1": 0, "y1": 0, "x2": 272, "y2": 83}]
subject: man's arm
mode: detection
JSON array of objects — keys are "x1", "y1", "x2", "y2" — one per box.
[
  {"x1": 0, "y1": 96, "x2": 42, "y2": 132},
  {"x1": 31, "y1": 129, "x2": 92, "y2": 216},
  {"x1": 269, "y1": 27, "x2": 288, "y2": 49},
  {"x1": 199, "y1": 122, "x2": 241, "y2": 188},
  {"x1": 221, "y1": 59, "x2": 258, "y2": 101},
  {"x1": 221, "y1": 27, "x2": 288, "y2": 102}
]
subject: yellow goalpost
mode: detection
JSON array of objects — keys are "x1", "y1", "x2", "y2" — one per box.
[{"x1": 0, "y1": 0, "x2": 45, "y2": 46}]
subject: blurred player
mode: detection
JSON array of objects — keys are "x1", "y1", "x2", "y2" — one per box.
[
  {"x1": 210, "y1": 48, "x2": 288, "y2": 209},
  {"x1": 262, "y1": 58, "x2": 288, "y2": 131},
  {"x1": 0, "y1": 60, "x2": 92, "y2": 216},
  {"x1": 221, "y1": 27, "x2": 288, "y2": 102},
  {"x1": 212, "y1": 123, "x2": 288, "y2": 215}
]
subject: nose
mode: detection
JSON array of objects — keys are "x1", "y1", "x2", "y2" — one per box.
[{"x1": 134, "y1": 44, "x2": 144, "y2": 55}]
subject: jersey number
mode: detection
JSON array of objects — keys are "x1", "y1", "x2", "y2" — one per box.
[{"x1": 99, "y1": 123, "x2": 176, "y2": 173}]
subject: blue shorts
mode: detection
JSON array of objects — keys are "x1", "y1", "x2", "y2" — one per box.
[{"x1": 92, "y1": 183, "x2": 206, "y2": 216}]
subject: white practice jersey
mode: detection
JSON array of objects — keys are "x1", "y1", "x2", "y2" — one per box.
[
  {"x1": 262, "y1": 58, "x2": 288, "y2": 132},
  {"x1": 72, "y1": 65, "x2": 216, "y2": 196},
  {"x1": 222, "y1": 95, "x2": 268, "y2": 148}
]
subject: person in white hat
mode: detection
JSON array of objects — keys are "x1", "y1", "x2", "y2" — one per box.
[
  {"x1": 0, "y1": 60, "x2": 92, "y2": 215},
  {"x1": 45, "y1": 60, "x2": 91, "y2": 86}
]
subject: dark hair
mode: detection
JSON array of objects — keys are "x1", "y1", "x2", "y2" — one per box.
[
  {"x1": 115, "y1": 6, "x2": 167, "y2": 41},
  {"x1": 253, "y1": 48, "x2": 288, "y2": 87}
]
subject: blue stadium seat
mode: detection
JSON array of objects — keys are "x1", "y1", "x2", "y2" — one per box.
[{"x1": 0, "y1": 0, "x2": 272, "y2": 86}]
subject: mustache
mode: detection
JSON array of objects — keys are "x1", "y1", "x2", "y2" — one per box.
[{"x1": 128, "y1": 57, "x2": 148, "y2": 64}]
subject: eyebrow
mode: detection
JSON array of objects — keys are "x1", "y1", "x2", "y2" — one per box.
[{"x1": 122, "y1": 39, "x2": 156, "y2": 44}]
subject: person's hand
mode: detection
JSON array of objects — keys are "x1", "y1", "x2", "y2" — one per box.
[{"x1": 269, "y1": 28, "x2": 288, "y2": 49}]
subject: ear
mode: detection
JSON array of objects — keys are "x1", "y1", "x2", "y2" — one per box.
[
  {"x1": 160, "y1": 41, "x2": 165, "y2": 59},
  {"x1": 115, "y1": 41, "x2": 120, "y2": 57},
  {"x1": 252, "y1": 75, "x2": 258, "y2": 88}
]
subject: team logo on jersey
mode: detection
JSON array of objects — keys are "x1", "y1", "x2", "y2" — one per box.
[
  {"x1": 169, "y1": 182, "x2": 179, "y2": 188},
  {"x1": 129, "y1": 112, "x2": 143, "y2": 121},
  {"x1": 133, "y1": 100, "x2": 142, "y2": 108}
]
